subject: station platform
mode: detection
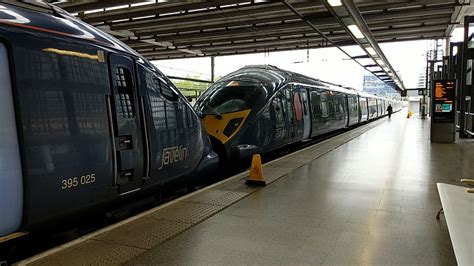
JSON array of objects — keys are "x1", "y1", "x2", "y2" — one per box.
[{"x1": 20, "y1": 112, "x2": 473, "y2": 265}]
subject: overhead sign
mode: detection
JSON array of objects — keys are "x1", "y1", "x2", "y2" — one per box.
[{"x1": 433, "y1": 80, "x2": 455, "y2": 123}]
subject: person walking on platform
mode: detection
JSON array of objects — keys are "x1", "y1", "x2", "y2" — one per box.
[{"x1": 387, "y1": 104, "x2": 393, "y2": 119}]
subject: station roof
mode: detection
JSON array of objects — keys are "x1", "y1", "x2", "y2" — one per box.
[
  {"x1": 53, "y1": 0, "x2": 473, "y2": 91},
  {"x1": 55, "y1": 0, "x2": 471, "y2": 60}
]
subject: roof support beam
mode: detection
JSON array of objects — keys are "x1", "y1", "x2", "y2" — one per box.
[
  {"x1": 96, "y1": 25, "x2": 203, "y2": 56},
  {"x1": 57, "y1": 0, "x2": 143, "y2": 13},
  {"x1": 83, "y1": 0, "x2": 253, "y2": 23},
  {"x1": 132, "y1": 28, "x2": 446, "y2": 55},
  {"x1": 282, "y1": 0, "x2": 407, "y2": 91},
  {"x1": 323, "y1": 0, "x2": 405, "y2": 91},
  {"x1": 445, "y1": 0, "x2": 471, "y2": 36},
  {"x1": 145, "y1": 34, "x2": 444, "y2": 61},
  {"x1": 132, "y1": 14, "x2": 449, "y2": 45}
]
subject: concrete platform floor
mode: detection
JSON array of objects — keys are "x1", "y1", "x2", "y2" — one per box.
[
  {"x1": 21, "y1": 112, "x2": 473, "y2": 265},
  {"x1": 129, "y1": 114, "x2": 472, "y2": 265}
]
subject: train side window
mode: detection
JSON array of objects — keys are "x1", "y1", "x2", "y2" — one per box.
[
  {"x1": 301, "y1": 89, "x2": 308, "y2": 116},
  {"x1": 311, "y1": 91, "x2": 321, "y2": 117},
  {"x1": 277, "y1": 91, "x2": 287, "y2": 116},
  {"x1": 150, "y1": 75, "x2": 160, "y2": 93},
  {"x1": 284, "y1": 88, "x2": 293, "y2": 120},
  {"x1": 272, "y1": 96, "x2": 285, "y2": 125},
  {"x1": 320, "y1": 91, "x2": 329, "y2": 118},
  {"x1": 114, "y1": 67, "x2": 135, "y2": 119},
  {"x1": 339, "y1": 96, "x2": 346, "y2": 113},
  {"x1": 160, "y1": 81, "x2": 179, "y2": 101}
]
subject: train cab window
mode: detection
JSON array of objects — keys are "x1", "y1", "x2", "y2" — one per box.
[
  {"x1": 114, "y1": 67, "x2": 135, "y2": 119},
  {"x1": 197, "y1": 80, "x2": 265, "y2": 115},
  {"x1": 160, "y1": 80, "x2": 179, "y2": 102}
]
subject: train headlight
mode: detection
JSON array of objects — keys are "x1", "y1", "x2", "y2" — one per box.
[{"x1": 223, "y1": 117, "x2": 244, "y2": 137}]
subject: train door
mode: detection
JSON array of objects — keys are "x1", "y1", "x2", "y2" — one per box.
[
  {"x1": 300, "y1": 88, "x2": 311, "y2": 139},
  {"x1": 292, "y1": 86, "x2": 304, "y2": 140},
  {"x1": 108, "y1": 54, "x2": 146, "y2": 194},
  {"x1": 345, "y1": 95, "x2": 350, "y2": 127},
  {"x1": 0, "y1": 42, "x2": 22, "y2": 236},
  {"x1": 283, "y1": 86, "x2": 296, "y2": 142}
]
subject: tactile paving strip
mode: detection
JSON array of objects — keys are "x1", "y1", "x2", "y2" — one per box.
[
  {"x1": 28, "y1": 240, "x2": 146, "y2": 266},
  {"x1": 93, "y1": 217, "x2": 192, "y2": 250},
  {"x1": 184, "y1": 189, "x2": 249, "y2": 206},
  {"x1": 148, "y1": 201, "x2": 226, "y2": 224},
  {"x1": 220, "y1": 179, "x2": 256, "y2": 193}
]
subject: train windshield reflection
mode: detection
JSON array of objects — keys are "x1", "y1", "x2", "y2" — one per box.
[{"x1": 198, "y1": 80, "x2": 265, "y2": 114}]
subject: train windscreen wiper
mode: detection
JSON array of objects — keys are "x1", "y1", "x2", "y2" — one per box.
[{"x1": 203, "y1": 102, "x2": 222, "y2": 120}]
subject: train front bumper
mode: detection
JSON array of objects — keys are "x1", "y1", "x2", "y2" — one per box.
[
  {"x1": 192, "y1": 151, "x2": 219, "y2": 178},
  {"x1": 231, "y1": 144, "x2": 262, "y2": 160}
]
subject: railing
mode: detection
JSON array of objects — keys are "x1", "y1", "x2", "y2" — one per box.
[
  {"x1": 456, "y1": 111, "x2": 461, "y2": 130},
  {"x1": 466, "y1": 112, "x2": 474, "y2": 136},
  {"x1": 168, "y1": 76, "x2": 213, "y2": 103}
]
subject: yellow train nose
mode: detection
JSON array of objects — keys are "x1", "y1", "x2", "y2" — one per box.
[{"x1": 201, "y1": 109, "x2": 251, "y2": 144}]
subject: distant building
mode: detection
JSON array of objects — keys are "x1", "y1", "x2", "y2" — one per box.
[
  {"x1": 362, "y1": 74, "x2": 399, "y2": 99},
  {"x1": 416, "y1": 68, "x2": 427, "y2": 89}
]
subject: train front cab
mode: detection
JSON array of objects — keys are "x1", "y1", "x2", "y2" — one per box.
[{"x1": 196, "y1": 80, "x2": 267, "y2": 161}]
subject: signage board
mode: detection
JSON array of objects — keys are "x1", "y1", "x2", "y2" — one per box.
[{"x1": 433, "y1": 80, "x2": 455, "y2": 123}]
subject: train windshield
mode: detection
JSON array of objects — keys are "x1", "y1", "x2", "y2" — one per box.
[{"x1": 198, "y1": 80, "x2": 265, "y2": 115}]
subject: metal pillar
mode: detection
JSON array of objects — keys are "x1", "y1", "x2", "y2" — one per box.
[
  {"x1": 459, "y1": 16, "x2": 470, "y2": 138},
  {"x1": 422, "y1": 52, "x2": 430, "y2": 119},
  {"x1": 211, "y1": 56, "x2": 215, "y2": 83},
  {"x1": 450, "y1": 42, "x2": 463, "y2": 132}
]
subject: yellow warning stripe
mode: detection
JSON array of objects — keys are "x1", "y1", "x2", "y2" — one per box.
[{"x1": 201, "y1": 109, "x2": 251, "y2": 144}]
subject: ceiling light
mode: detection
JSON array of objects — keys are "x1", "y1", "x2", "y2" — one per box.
[
  {"x1": 328, "y1": 0, "x2": 342, "y2": 7},
  {"x1": 348, "y1": 24, "x2": 364, "y2": 39}
]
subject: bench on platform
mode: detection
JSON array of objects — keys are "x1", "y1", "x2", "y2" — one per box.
[{"x1": 436, "y1": 182, "x2": 474, "y2": 266}]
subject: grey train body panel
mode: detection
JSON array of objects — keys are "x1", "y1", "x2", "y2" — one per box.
[
  {"x1": 0, "y1": 43, "x2": 23, "y2": 236},
  {"x1": 0, "y1": 3, "x2": 217, "y2": 237}
]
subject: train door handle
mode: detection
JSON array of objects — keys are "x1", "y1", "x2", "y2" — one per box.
[{"x1": 117, "y1": 136, "x2": 133, "y2": 150}]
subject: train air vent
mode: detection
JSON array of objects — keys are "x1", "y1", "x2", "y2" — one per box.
[{"x1": 115, "y1": 67, "x2": 135, "y2": 119}]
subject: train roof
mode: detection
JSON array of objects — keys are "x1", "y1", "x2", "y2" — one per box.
[
  {"x1": 222, "y1": 65, "x2": 365, "y2": 98},
  {"x1": 0, "y1": 2, "x2": 138, "y2": 57},
  {"x1": 0, "y1": 2, "x2": 174, "y2": 84}
]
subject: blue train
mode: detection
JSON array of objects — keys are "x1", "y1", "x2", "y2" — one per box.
[
  {"x1": 195, "y1": 65, "x2": 402, "y2": 162},
  {"x1": 0, "y1": 2, "x2": 217, "y2": 241}
]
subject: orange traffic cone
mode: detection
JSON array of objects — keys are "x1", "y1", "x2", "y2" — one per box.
[{"x1": 246, "y1": 154, "x2": 266, "y2": 186}]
